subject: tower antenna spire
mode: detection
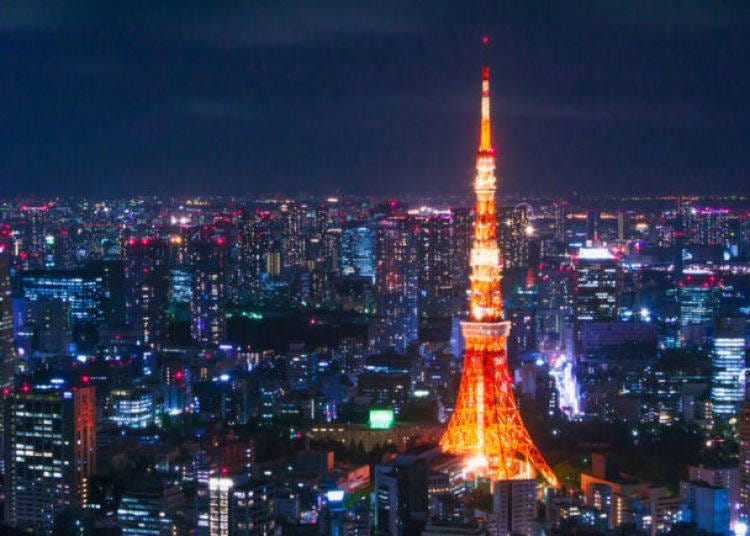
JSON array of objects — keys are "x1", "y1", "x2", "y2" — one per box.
[{"x1": 479, "y1": 36, "x2": 492, "y2": 154}]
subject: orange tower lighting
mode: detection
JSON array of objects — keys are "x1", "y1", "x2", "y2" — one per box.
[{"x1": 439, "y1": 38, "x2": 559, "y2": 488}]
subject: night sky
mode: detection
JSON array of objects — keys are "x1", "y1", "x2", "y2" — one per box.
[{"x1": 0, "y1": 1, "x2": 748, "y2": 198}]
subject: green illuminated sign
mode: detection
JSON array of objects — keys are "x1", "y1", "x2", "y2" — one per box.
[{"x1": 369, "y1": 409, "x2": 394, "y2": 429}]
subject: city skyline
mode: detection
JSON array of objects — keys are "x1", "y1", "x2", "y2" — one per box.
[
  {"x1": 1, "y1": 4, "x2": 750, "y2": 535},
  {"x1": 0, "y1": 1, "x2": 748, "y2": 197}
]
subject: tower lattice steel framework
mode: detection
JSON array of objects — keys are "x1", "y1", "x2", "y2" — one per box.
[{"x1": 439, "y1": 40, "x2": 559, "y2": 488}]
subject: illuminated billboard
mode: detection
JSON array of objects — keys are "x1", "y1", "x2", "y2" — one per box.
[{"x1": 368, "y1": 409, "x2": 394, "y2": 429}]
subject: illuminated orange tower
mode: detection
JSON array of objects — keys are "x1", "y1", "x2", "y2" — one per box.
[{"x1": 439, "y1": 39, "x2": 559, "y2": 487}]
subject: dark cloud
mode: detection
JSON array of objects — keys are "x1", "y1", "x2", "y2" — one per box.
[{"x1": 0, "y1": 1, "x2": 747, "y2": 197}]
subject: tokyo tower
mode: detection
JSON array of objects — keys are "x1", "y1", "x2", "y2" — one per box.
[{"x1": 439, "y1": 39, "x2": 559, "y2": 488}]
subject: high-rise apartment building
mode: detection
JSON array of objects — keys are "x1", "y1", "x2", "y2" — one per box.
[
  {"x1": 552, "y1": 200, "x2": 567, "y2": 244},
  {"x1": 491, "y1": 479, "x2": 537, "y2": 536},
  {"x1": 0, "y1": 233, "x2": 15, "y2": 386},
  {"x1": 4, "y1": 386, "x2": 96, "y2": 532},
  {"x1": 374, "y1": 217, "x2": 418, "y2": 354},
  {"x1": 413, "y1": 209, "x2": 454, "y2": 316},
  {"x1": 340, "y1": 225, "x2": 375, "y2": 279},
  {"x1": 123, "y1": 237, "x2": 172, "y2": 344},
  {"x1": 19, "y1": 204, "x2": 48, "y2": 267},
  {"x1": 190, "y1": 239, "x2": 228, "y2": 348},
  {"x1": 498, "y1": 204, "x2": 531, "y2": 272},
  {"x1": 450, "y1": 207, "x2": 474, "y2": 298},
  {"x1": 738, "y1": 404, "x2": 750, "y2": 521}
]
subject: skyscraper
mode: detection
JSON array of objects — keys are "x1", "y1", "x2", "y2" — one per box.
[
  {"x1": 190, "y1": 239, "x2": 228, "y2": 348},
  {"x1": 573, "y1": 247, "x2": 621, "y2": 323},
  {"x1": 374, "y1": 217, "x2": 418, "y2": 354},
  {"x1": 679, "y1": 270, "x2": 720, "y2": 347},
  {"x1": 123, "y1": 237, "x2": 172, "y2": 345},
  {"x1": 738, "y1": 404, "x2": 750, "y2": 521},
  {"x1": 711, "y1": 318, "x2": 747, "y2": 418},
  {"x1": 20, "y1": 204, "x2": 48, "y2": 267},
  {"x1": 552, "y1": 200, "x2": 567, "y2": 244},
  {"x1": 450, "y1": 207, "x2": 474, "y2": 299},
  {"x1": 684, "y1": 207, "x2": 730, "y2": 246},
  {"x1": 340, "y1": 225, "x2": 375, "y2": 279},
  {"x1": 207, "y1": 475, "x2": 275, "y2": 536},
  {"x1": 0, "y1": 232, "x2": 15, "y2": 386},
  {"x1": 497, "y1": 203, "x2": 531, "y2": 272},
  {"x1": 491, "y1": 479, "x2": 537, "y2": 536},
  {"x1": 117, "y1": 484, "x2": 177, "y2": 536},
  {"x1": 18, "y1": 268, "x2": 107, "y2": 331},
  {"x1": 4, "y1": 386, "x2": 96, "y2": 532},
  {"x1": 414, "y1": 209, "x2": 454, "y2": 317},
  {"x1": 439, "y1": 40, "x2": 558, "y2": 487},
  {"x1": 572, "y1": 247, "x2": 621, "y2": 354}
]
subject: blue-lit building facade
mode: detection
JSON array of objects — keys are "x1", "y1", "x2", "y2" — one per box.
[
  {"x1": 711, "y1": 318, "x2": 747, "y2": 418},
  {"x1": 18, "y1": 269, "x2": 107, "y2": 326}
]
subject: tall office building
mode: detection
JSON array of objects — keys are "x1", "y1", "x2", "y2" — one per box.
[
  {"x1": 573, "y1": 248, "x2": 621, "y2": 322},
  {"x1": 739, "y1": 404, "x2": 750, "y2": 521},
  {"x1": 686, "y1": 465, "x2": 739, "y2": 530},
  {"x1": 374, "y1": 456, "x2": 428, "y2": 536},
  {"x1": 552, "y1": 200, "x2": 567, "y2": 244},
  {"x1": 227, "y1": 481, "x2": 276, "y2": 536},
  {"x1": 679, "y1": 271, "x2": 720, "y2": 326},
  {"x1": 19, "y1": 298, "x2": 72, "y2": 355},
  {"x1": 679, "y1": 270, "x2": 720, "y2": 347},
  {"x1": 739, "y1": 214, "x2": 750, "y2": 256},
  {"x1": 615, "y1": 211, "x2": 625, "y2": 241},
  {"x1": 123, "y1": 237, "x2": 172, "y2": 345},
  {"x1": 498, "y1": 203, "x2": 531, "y2": 272},
  {"x1": 711, "y1": 318, "x2": 747, "y2": 418},
  {"x1": 679, "y1": 479, "x2": 730, "y2": 536},
  {"x1": 572, "y1": 247, "x2": 621, "y2": 354},
  {"x1": 4, "y1": 386, "x2": 96, "y2": 532},
  {"x1": 207, "y1": 475, "x2": 275, "y2": 536},
  {"x1": 117, "y1": 485, "x2": 177, "y2": 536},
  {"x1": 20, "y1": 204, "x2": 48, "y2": 267},
  {"x1": 537, "y1": 258, "x2": 571, "y2": 352},
  {"x1": 374, "y1": 217, "x2": 418, "y2": 354},
  {"x1": 0, "y1": 234, "x2": 15, "y2": 386},
  {"x1": 340, "y1": 225, "x2": 375, "y2": 279},
  {"x1": 279, "y1": 202, "x2": 306, "y2": 270},
  {"x1": 414, "y1": 210, "x2": 454, "y2": 316},
  {"x1": 491, "y1": 479, "x2": 537, "y2": 536},
  {"x1": 450, "y1": 207, "x2": 474, "y2": 297},
  {"x1": 684, "y1": 207, "x2": 730, "y2": 246},
  {"x1": 242, "y1": 210, "x2": 274, "y2": 283},
  {"x1": 18, "y1": 268, "x2": 107, "y2": 328},
  {"x1": 190, "y1": 239, "x2": 228, "y2": 348}
]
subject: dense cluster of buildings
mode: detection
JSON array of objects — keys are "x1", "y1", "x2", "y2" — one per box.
[{"x1": 0, "y1": 194, "x2": 748, "y2": 534}]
